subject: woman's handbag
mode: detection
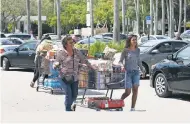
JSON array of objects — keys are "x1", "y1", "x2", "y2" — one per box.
[{"x1": 62, "y1": 75, "x2": 75, "y2": 84}]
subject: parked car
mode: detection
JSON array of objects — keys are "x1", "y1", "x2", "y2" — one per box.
[
  {"x1": 138, "y1": 35, "x2": 170, "y2": 45},
  {"x1": 0, "y1": 38, "x2": 23, "y2": 55},
  {"x1": 6, "y1": 33, "x2": 36, "y2": 40},
  {"x1": 77, "y1": 37, "x2": 111, "y2": 44},
  {"x1": 150, "y1": 44, "x2": 190, "y2": 98},
  {"x1": 0, "y1": 41, "x2": 37, "y2": 70},
  {"x1": 0, "y1": 32, "x2": 6, "y2": 38},
  {"x1": 0, "y1": 38, "x2": 24, "y2": 45},
  {"x1": 93, "y1": 33, "x2": 128, "y2": 41},
  {"x1": 139, "y1": 40, "x2": 188, "y2": 78}
]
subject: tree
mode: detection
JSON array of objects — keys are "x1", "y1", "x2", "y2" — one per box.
[
  {"x1": 113, "y1": 0, "x2": 120, "y2": 42},
  {"x1": 161, "y1": 0, "x2": 165, "y2": 35},
  {"x1": 178, "y1": 0, "x2": 182, "y2": 33},
  {"x1": 26, "y1": 0, "x2": 30, "y2": 34},
  {"x1": 1, "y1": 0, "x2": 26, "y2": 32}
]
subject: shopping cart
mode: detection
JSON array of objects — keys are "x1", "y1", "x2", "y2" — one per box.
[
  {"x1": 76, "y1": 65, "x2": 126, "y2": 111},
  {"x1": 36, "y1": 53, "x2": 64, "y2": 94}
]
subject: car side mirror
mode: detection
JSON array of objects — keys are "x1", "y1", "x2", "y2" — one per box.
[
  {"x1": 151, "y1": 49, "x2": 159, "y2": 54},
  {"x1": 167, "y1": 54, "x2": 173, "y2": 60},
  {"x1": 14, "y1": 48, "x2": 19, "y2": 52}
]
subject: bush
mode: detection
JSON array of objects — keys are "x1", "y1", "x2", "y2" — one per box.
[
  {"x1": 69, "y1": 30, "x2": 74, "y2": 34},
  {"x1": 74, "y1": 40, "x2": 125, "y2": 56}
]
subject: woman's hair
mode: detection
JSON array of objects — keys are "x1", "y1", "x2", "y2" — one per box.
[
  {"x1": 61, "y1": 35, "x2": 73, "y2": 49},
  {"x1": 125, "y1": 35, "x2": 138, "y2": 48}
]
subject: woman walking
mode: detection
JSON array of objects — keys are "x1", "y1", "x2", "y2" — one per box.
[
  {"x1": 54, "y1": 36, "x2": 94, "y2": 111},
  {"x1": 119, "y1": 35, "x2": 145, "y2": 111},
  {"x1": 30, "y1": 35, "x2": 52, "y2": 88}
]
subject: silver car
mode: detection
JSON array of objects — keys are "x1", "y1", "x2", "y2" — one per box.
[{"x1": 139, "y1": 40, "x2": 188, "y2": 78}]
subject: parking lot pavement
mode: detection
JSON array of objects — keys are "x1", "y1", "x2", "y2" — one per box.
[{"x1": 1, "y1": 68, "x2": 190, "y2": 123}]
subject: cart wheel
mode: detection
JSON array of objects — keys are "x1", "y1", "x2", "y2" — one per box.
[
  {"x1": 96, "y1": 108, "x2": 100, "y2": 111},
  {"x1": 51, "y1": 90, "x2": 53, "y2": 94},
  {"x1": 118, "y1": 108, "x2": 123, "y2": 111},
  {"x1": 36, "y1": 86, "x2": 39, "y2": 92}
]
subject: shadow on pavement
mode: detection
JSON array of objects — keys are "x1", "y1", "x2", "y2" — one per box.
[
  {"x1": 78, "y1": 89, "x2": 105, "y2": 96},
  {"x1": 169, "y1": 94, "x2": 190, "y2": 102},
  {"x1": 34, "y1": 87, "x2": 105, "y2": 96},
  {"x1": 4, "y1": 68, "x2": 34, "y2": 72}
]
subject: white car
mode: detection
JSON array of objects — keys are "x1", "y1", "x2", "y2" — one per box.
[
  {"x1": 6, "y1": 33, "x2": 36, "y2": 40},
  {"x1": 138, "y1": 35, "x2": 170, "y2": 45}
]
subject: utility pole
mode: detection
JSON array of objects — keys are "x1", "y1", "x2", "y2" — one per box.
[
  {"x1": 184, "y1": 0, "x2": 187, "y2": 31},
  {"x1": 57, "y1": 0, "x2": 61, "y2": 40},
  {"x1": 113, "y1": 0, "x2": 120, "y2": 42},
  {"x1": 54, "y1": 0, "x2": 56, "y2": 34},
  {"x1": 161, "y1": 0, "x2": 165, "y2": 35},
  {"x1": 38, "y1": 0, "x2": 42, "y2": 40},
  {"x1": 90, "y1": 0, "x2": 94, "y2": 36},
  {"x1": 122, "y1": 0, "x2": 126, "y2": 34},
  {"x1": 150, "y1": 0, "x2": 153, "y2": 35},
  {"x1": 26, "y1": 0, "x2": 30, "y2": 34}
]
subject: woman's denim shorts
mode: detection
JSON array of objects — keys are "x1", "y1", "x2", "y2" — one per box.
[{"x1": 125, "y1": 70, "x2": 140, "y2": 88}]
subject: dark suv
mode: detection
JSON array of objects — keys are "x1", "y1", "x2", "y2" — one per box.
[{"x1": 150, "y1": 44, "x2": 190, "y2": 98}]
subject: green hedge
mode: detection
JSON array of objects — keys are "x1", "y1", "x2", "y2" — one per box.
[{"x1": 74, "y1": 40, "x2": 125, "y2": 56}]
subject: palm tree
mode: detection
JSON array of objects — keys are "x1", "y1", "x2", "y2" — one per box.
[
  {"x1": 184, "y1": 0, "x2": 187, "y2": 31},
  {"x1": 150, "y1": 0, "x2": 153, "y2": 35},
  {"x1": 57, "y1": 0, "x2": 61, "y2": 40},
  {"x1": 169, "y1": 0, "x2": 174, "y2": 38},
  {"x1": 154, "y1": 0, "x2": 158, "y2": 35},
  {"x1": 166, "y1": 0, "x2": 170, "y2": 35},
  {"x1": 26, "y1": 0, "x2": 30, "y2": 34},
  {"x1": 113, "y1": 0, "x2": 120, "y2": 42},
  {"x1": 122, "y1": 0, "x2": 126, "y2": 34},
  {"x1": 161, "y1": 0, "x2": 165, "y2": 35},
  {"x1": 178, "y1": 0, "x2": 182, "y2": 34},
  {"x1": 38, "y1": 0, "x2": 42, "y2": 40}
]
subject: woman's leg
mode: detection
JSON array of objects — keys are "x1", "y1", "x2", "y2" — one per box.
[
  {"x1": 30, "y1": 68, "x2": 39, "y2": 87},
  {"x1": 63, "y1": 82, "x2": 73, "y2": 111},
  {"x1": 131, "y1": 71, "x2": 140, "y2": 110},
  {"x1": 30, "y1": 56, "x2": 40, "y2": 87},
  {"x1": 121, "y1": 72, "x2": 132, "y2": 100}
]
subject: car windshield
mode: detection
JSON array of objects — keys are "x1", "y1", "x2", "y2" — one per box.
[{"x1": 0, "y1": 39, "x2": 15, "y2": 45}]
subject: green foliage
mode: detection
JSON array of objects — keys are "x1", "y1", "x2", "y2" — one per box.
[
  {"x1": 88, "y1": 41, "x2": 106, "y2": 56},
  {"x1": 69, "y1": 30, "x2": 74, "y2": 34},
  {"x1": 107, "y1": 41, "x2": 125, "y2": 52},
  {"x1": 74, "y1": 40, "x2": 125, "y2": 56},
  {"x1": 8, "y1": 23, "x2": 13, "y2": 33}
]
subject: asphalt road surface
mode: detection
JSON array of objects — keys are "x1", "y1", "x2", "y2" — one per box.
[{"x1": 1, "y1": 68, "x2": 190, "y2": 123}]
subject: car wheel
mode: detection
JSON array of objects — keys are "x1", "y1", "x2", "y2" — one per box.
[
  {"x1": 154, "y1": 73, "x2": 172, "y2": 98},
  {"x1": 2, "y1": 57, "x2": 10, "y2": 71}
]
